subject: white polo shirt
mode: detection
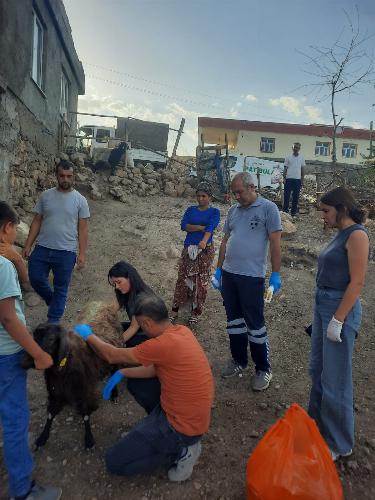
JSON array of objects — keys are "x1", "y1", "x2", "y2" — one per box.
[{"x1": 284, "y1": 153, "x2": 305, "y2": 179}]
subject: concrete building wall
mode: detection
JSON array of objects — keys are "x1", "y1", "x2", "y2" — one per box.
[
  {"x1": 198, "y1": 125, "x2": 369, "y2": 166},
  {"x1": 0, "y1": 0, "x2": 84, "y2": 205}
]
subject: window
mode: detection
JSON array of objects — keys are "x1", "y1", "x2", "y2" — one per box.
[
  {"x1": 260, "y1": 137, "x2": 275, "y2": 153},
  {"x1": 60, "y1": 72, "x2": 69, "y2": 118},
  {"x1": 315, "y1": 141, "x2": 330, "y2": 156},
  {"x1": 342, "y1": 143, "x2": 357, "y2": 158},
  {"x1": 32, "y1": 11, "x2": 44, "y2": 88},
  {"x1": 96, "y1": 128, "x2": 111, "y2": 142}
]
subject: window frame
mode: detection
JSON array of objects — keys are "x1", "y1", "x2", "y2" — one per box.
[
  {"x1": 260, "y1": 137, "x2": 275, "y2": 153},
  {"x1": 342, "y1": 143, "x2": 357, "y2": 158},
  {"x1": 31, "y1": 10, "x2": 44, "y2": 89},
  {"x1": 60, "y1": 70, "x2": 70, "y2": 119},
  {"x1": 315, "y1": 141, "x2": 330, "y2": 157}
]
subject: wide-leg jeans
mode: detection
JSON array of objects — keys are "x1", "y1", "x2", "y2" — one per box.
[{"x1": 308, "y1": 287, "x2": 361, "y2": 454}]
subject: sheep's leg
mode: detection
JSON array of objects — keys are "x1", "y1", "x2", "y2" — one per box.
[
  {"x1": 110, "y1": 385, "x2": 118, "y2": 403},
  {"x1": 82, "y1": 414, "x2": 95, "y2": 449},
  {"x1": 35, "y1": 400, "x2": 64, "y2": 449}
]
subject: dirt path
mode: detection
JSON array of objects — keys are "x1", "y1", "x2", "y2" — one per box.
[{"x1": 1, "y1": 194, "x2": 375, "y2": 499}]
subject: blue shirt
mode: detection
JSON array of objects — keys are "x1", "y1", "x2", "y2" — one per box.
[
  {"x1": 0, "y1": 256, "x2": 26, "y2": 355},
  {"x1": 181, "y1": 206, "x2": 220, "y2": 247},
  {"x1": 223, "y1": 197, "x2": 282, "y2": 277}
]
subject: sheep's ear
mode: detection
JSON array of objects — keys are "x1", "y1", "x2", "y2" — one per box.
[{"x1": 57, "y1": 329, "x2": 69, "y2": 367}]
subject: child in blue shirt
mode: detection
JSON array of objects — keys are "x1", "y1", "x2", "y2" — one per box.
[
  {"x1": 170, "y1": 184, "x2": 220, "y2": 325},
  {"x1": 0, "y1": 201, "x2": 61, "y2": 500}
]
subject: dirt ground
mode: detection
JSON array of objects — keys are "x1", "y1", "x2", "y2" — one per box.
[{"x1": 1, "y1": 193, "x2": 375, "y2": 500}]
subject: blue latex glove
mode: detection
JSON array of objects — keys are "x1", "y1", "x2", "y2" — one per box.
[
  {"x1": 269, "y1": 272, "x2": 282, "y2": 293},
  {"x1": 103, "y1": 371, "x2": 125, "y2": 400},
  {"x1": 211, "y1": 267, "x2": 222, "y2": 291},
  {"x1": 73, "y1": 324, "x2": 93, "y2": 340}
]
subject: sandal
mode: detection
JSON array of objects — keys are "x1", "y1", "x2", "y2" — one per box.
[{"x1": 188, "y1": 316, "x2": 199, "y2": 326}]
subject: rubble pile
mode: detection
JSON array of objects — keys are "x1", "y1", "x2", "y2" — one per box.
[{"x1": 106, "y1": 162, "x2": 198, "y2": 202}]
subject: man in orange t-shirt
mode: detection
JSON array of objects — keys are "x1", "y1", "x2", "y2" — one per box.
[{"x1": 73, "y1": 293, "x2": 214, "y2": 482}]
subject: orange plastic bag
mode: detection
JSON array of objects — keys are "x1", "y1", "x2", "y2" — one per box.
[{"x1": 246, "y1": 403, "x2": 343, "y2": 500}]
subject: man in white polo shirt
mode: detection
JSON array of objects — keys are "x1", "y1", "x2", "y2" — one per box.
[{"x1": 283, "y1": 142, "x2": 305, "y2": 218}]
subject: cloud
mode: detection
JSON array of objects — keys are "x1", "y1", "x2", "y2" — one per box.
[
  {"x1": 269, "y1": 96, "x2": 302, "y2": 116},
  {"x1": 268, "y1": 95, "x2": 325, "y2": 123},
  {"x1": 303, "y1": 105, "x2": 323, "y2": 123},
  {"x1": 245, "y1": 94, "x2": 257, "y2": 102}
]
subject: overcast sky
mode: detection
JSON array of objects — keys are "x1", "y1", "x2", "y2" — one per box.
[{"x1": 63, "y1": 0, "x2": 375, "y2": 155}]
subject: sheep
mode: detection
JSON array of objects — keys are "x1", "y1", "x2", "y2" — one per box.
[{"x1": 22, "y1": 301, "x2": 124, "y2": 450}]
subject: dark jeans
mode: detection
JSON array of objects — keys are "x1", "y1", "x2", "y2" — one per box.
[
  {"x1": 221, "y1": 270, "x2": 270, "y2": 373},
  {"x1": 28, "y1": 245, "x2": 76, "y2": 323},
  {"x1": 106, "y1": 329, "x2": 199, "y2": 476},
  {"x1": 105, "y1": 405, "x2": 199, "y2": 476},
  {"x1": 283, "y1": 178, "x2": 301, "y2": 216},
  {"x1": 0, "y1": 351, "x2": 33, "y2": 498},
  {"x1": 124, "y1": 330, "x2": 161, "y2": 414}
]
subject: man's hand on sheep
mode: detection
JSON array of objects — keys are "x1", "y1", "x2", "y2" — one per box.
[
  {"x1": 103, "y1": 371, "x2": 125, "y2": 400},
  {"x1": 73, "y1": 323, "x2": 93, "y2": 340}
]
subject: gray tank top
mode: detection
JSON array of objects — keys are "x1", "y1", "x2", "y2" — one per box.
[{"x1": 316, "y1": 224, "x2": 367, "y2": 290}]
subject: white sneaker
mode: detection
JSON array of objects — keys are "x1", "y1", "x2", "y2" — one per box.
[{"x1": 168, "y1": 441, "x2": 202, "y2": 482}]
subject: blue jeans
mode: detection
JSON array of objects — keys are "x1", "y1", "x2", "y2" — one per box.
[
  {"x1": 283, "y1": 178, "x2": 301, "y2": 216},
  {"x1": 28, "y1": 245, "x2": 76, "y2": 323},
  {"x1": 308, "y1": 287, "x2": 362, "y2": 454},
  {"x1": 0, "y1": 351, "x2": 33, "y2": 497},
  {"x1": 105, "y1": 405, "x2": 199, "y2": 476},
  {"x1": 221, "y1": 271, "x2": 270, "y2": 373}
]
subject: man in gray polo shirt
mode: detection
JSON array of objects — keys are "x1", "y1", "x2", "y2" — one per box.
[
  {"x1": 214, "y1": 172, "x2": 282, "y2": 391},
  {"x1": 23, "y1": 160, "x2": 90, "y2": 324}
]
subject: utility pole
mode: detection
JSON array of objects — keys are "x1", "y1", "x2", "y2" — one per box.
[
  {"x1": 369, "y1": 120, "x2": 374, "y2": 159},
  {"x1": 169, "y1": 118, "x2": 185, "y2": 168}
]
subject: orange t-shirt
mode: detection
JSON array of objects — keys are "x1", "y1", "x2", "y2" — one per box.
[{"x1": 133, "y1": 324, "x2": 214, "y2": 436}]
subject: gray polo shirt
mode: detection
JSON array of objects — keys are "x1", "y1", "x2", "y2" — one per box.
[
  {"x1": 34, "y1": 188, "x2": 90, "y2": 253},
  {"x1": 222, "y1": 197, "x2": 282, "y2": 277}
]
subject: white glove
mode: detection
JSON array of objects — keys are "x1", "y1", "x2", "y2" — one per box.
[
  {"x1": 327, "y1": 316, "x2": 343, "y2": 343},
  {"x1": 187, "y1": 245, "x2": 200, "y2": 261}
]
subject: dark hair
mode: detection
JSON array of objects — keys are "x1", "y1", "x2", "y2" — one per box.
[
  {"x1": 56, "y1": 159, "x2": 74, "y2": 174},
  {"x1": 196, "y1": 182, "x2": 212, "y2": 196},
  {"x1": 0, "y1": 201, "x2": 19, "y2": 228},
  {"x1": 320, "y1": 187, "x2": 366, "y2": 224},
  {"x1": 108, "y1": 261, "x2": 153, "y2": 316},
  {"x1": 134, "y1": 293, "x2": 169, "y2": 322}
]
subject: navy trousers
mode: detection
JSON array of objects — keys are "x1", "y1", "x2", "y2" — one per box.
[
  {"x1": 283, "y1": 178, "x2": 301, "y2": 216},
  {"x1": 221, "y1": 271, "x2": 271, "y2": 373}
]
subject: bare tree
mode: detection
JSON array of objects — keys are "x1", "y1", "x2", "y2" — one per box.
[{"x1": 300, "y1": 9, "x2": 374, "y2": 178}]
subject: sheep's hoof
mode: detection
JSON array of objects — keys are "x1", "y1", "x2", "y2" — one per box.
[
  {"x1": 35, "y1": 434, "x2": 48, "y2": 448},
  {"x1": 85, "y1": 436, "x2": 95, "y2": 450}
]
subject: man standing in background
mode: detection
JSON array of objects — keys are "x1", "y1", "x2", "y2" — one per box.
[
  {"x1": 23, "y1": 160, "x2": 90, "y2": 324},
  {"x1": 283, "y1": 142, "x2": 305, "y2": 218}
]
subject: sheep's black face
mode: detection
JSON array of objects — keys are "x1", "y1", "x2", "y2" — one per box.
[{"x1": 21, "y1": 323, "x2": 69, "y2": 370}]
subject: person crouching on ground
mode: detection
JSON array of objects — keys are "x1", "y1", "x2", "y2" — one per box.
[
  {"x1": 73, "y1": 293, "x2": 214, "y2": 482},
  {"x1": 308, "y1": 187, "x2": 369, "y2": 461},
  {"x1": 170, "y1": 183, "x2": 220, "y2": 326}
]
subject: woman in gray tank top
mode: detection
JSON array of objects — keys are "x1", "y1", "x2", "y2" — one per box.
[{"x1": 308, "y1": 187, "x2": 369, "y2": 462}]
